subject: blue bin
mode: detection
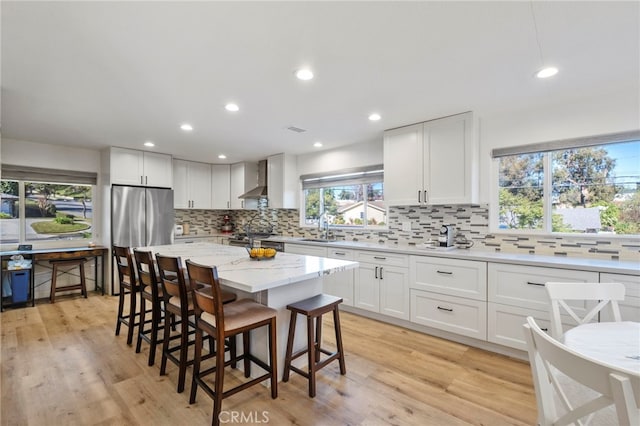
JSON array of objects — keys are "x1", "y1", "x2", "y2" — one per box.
[{"x1": 10, "y1": 270, "x2": 30, "y2": 303}]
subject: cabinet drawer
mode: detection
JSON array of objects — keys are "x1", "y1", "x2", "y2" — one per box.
[
  {"x1": 600, "y1": 273, "x2": 640, "y2": 322},
  {"x1": 410, "y1": 289, "x2": 487, "y2": 340},
  {"x1": 488, "y1": 263, "x2": 598, "y2": 311},
  {"x1": 327, "y1": 248, "x2": 355, "y2": 260},
  {"x1": 410, "y1": 256, "x2": 486, "y2": 300},
  {"x1": 487, "y1": 303, "x2": 575, "y2": 351},
  {"x1": 356, "y1": 250, "x2": 408, "y2": 267}
]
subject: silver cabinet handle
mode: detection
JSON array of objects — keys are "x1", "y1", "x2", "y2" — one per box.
[
  {"x1": 241, "y1": 200, "x2": 244, "y2": 209},
  {"x1": 227, "y1": 201, "x2": 230, "y2": 208},
  {"x1": 526, "y1": 281, "x2": 545, "y2": 287},
  {"x1": 437, "y1": 306, "x2": 453, "y2": 312},
  {"x1": 374, "y1": 256, "x2": 386, "y2": 260},
  {"x1": 418, "y1": 190, "x2": 421, "y2": 204},
  {"x1": 145, "y1": 176, "x2": 148, "y2": 185},
  {"x1": 379, "y1": 267, "x2": 383, "y2": 280},
  {"x1": 141, "y1": 176, "x2": 144, "y2": 185},
  {"x1": 334, "y1": 252, "x2": 346, "y2": 256},
  {"x1": 423, "y1": 190, "x2": 428, "y2": 204},
  {"x1": 437, "y1": 270, "x2": 453, "y2": 275},
  {"x1": 374, "y1": 266, "x2": 378, "y2": 279}
]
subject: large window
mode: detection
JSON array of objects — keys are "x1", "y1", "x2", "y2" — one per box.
[
  {"x1": 301, "y1": 166, "x2": 386, "y2": 229},
  {"x1": 0, "y1": 166, "x2": 96, "y2": 245},
  {"x1": 496, "y1": 133, "x2": 640, "y2": 235}
]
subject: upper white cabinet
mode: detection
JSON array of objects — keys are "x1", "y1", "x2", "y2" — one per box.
[
  {"x1": 230, "y1": 162, "x2": 258, "y2": 210},
  {"x1": 267, "y1": 153, "x2": 298, "y2": 209},
  {"x1": 383, "y1": 112, "x2": 477, "y2": 206},
  {"x1": 211, "y1": 164, "x2": 231, "y2": 209},
  {"x1": 172, "y1": 160, "x2": 212, "y2": 209},
  {"x1": 110, "y1": 147, "x2": 173, "y2": 188}
]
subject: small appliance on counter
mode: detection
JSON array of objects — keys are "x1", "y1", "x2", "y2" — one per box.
[
  {"x1": 220, "y1": 215, "x2": 235, "y2": 234},
  {"x1": 174, "y1": 224, "x2": 184, "y2": 236},
  {"x1": 438, "y1": 225, "x2": 456, "y2": 247}
]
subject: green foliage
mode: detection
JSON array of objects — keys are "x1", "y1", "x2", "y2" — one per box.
[
  {"x1": 30, "y1": 220, "x2": 89, "y2": 234},
  {"x1": 54, "y1": 216, "x2": 74, "y2": 225},
  {"x1": 592, "y1": 201, "x2": 619, "y2": 230},
  {"x1": 0, "y1": 181, "x2": 18, "y2": 195},
  {"x1": 499, "y1": 189, "x2": 543, "y2": 229},
  {"x1": 551, "y1": 214, "x2": 573, "y2": 233},
  {"x1": 0, "y1": 213, "x2": 11, "y2": 219},
  {"x1": 304, "y1": 188, "x2": 338, "y2": 219},
  {"x1": 617, "y1": 191, "x2": 640, "y2": 234}
]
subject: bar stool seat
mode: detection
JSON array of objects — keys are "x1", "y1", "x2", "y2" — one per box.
[
  {"x1": 283, "y1": 293, "x2": 346, "y2": 397},
  {"x1": 49, "y1": 258, "x2": 88, "y2": 303}
]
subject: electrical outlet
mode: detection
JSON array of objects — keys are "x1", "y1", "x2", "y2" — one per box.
[{"x1": 402, "y1": 221, "x2": 412, "y2": 232}]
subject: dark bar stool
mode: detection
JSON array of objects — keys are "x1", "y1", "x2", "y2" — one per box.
[
  {"x1": 49, "y1": 258, "x2": 88, "y2": 303},
  {"x1": 283, "y1": 294, "x2": 346, "y2": 397}
]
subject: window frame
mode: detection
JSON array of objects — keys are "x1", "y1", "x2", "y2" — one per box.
[
  {"x1": 490, "y1": 132, "x2": 640, "y2": 238},
  {"x1": 299, "y1": 166, "x2": 387, "y2": 230}
]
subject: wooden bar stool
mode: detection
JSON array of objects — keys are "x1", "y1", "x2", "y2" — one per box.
[
  {"x1": 113, "y1": 245, "x2": 142, "y2": 345},
  {"x1": 283, "y1": 293, "x2": 346, "y2": 397},
  {"x1": 49, "y1": 258, "x2": 88, "y2": 303}
]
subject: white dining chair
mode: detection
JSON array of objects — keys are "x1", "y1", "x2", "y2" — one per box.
[
  {"x1": 523, "y1": 316, "x2": 640, "y2": 426},
  {"x1": 545, "y1": 282, "x2": 625, "y2": 341}
]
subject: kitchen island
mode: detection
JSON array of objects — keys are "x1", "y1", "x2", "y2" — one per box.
[{"x1": 143, "y1": 242, "x2": 358, "y2": 381}]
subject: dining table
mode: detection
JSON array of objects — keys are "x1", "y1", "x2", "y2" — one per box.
[
  {"x1": 142, "y1": 242, "x2": 359, "y2": 381},
  {"x1": 563, "y1": 321, "x2": 640, "y2": 374}
]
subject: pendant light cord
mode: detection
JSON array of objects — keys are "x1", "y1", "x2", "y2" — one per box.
[{"x1": 530, "y1": 0, "x2": 545, "y2": 65}]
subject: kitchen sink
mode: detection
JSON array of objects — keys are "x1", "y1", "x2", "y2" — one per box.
[{"x1": 299, "y1": 238, "x2": 332, "y2": 243}]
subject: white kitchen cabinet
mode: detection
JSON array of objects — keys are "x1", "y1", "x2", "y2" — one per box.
[
  {"x1": 110, "y1": 147, "x2": 172, "y2": 188},
  {"x1": 411, "y1": 289, "x2": 487, "y2": 340},
  {"x1": 409, "y1": 256, "x2": 487, "y2": 301},
  {"x1": 600, "y1": 272, "x2": 640, "y2": 321},
  {"x1": 383, "y1": 112, "x2": 477, "y2": 206},
  {"x1": 230, "y1": 162, "x2": 258, "y2": 210},
  {"x1": 172, "y1": 159, "x2": 212, "y2": 209},
  {"x1": 211, "y1": 164, "x2": 231, "y2": 209},
  {"x1": 267, "y1": 153, "x2": 298, "y2": 209},
  {"x1": 324, "y1": 248, "x2": 355, "y2": 306},
  {"x1": 486, "y1": 263, "x2": 599, "y2": 351},
  {"x1": 353, "y1": 250, "x2": 409, "y2": 320}
]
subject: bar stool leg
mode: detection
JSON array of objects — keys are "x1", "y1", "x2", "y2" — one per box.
[
  {"x1": 315, "y1": 314, "x2": 322, "y2": 360},
  {"x1": 50, "y1": 263, "x2": 58, "y2": 303},
  {"x1": 282, "y1": 311, "x2": 297, "y2": 382},
  {"x1": 333, "y1": 307, "x2": 346, "y2": 375},
  {"x1": 126, "y1": 287, "x2": 137, "y2": 345},
  {"x1": 307, "y1": 315, "x2": 316, "y2": 398}
]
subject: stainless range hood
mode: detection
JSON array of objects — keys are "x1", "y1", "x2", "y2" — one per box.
[{"x1": 238, "y1": 160, "x2": 267, "y2": 199}]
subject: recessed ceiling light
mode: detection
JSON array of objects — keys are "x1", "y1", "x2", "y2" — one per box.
[
  {"x1": 225, "y1": 103, "x2": 239, "y2": 112},
  {"x1": 180, "y1": 123, "x2": 193, "y2": 131},
  {"x1": 535, "y1": 66, "x2": 559, "y2": 79},
  {"x1": 295, "y1": 68, "x2": 314, "y2": 81},
  {"x1": 218, "y1": 154, "x2": 227, "y2": 159},
  {"x1": 368, "y1": 113, "x2": 381, "y2": 121},
  {"x1": 143, "y1": 141, "x2": 155, "y2": 147},
  {"x1": 313, "y1": 142, "x2": 323, "y2": 148}
]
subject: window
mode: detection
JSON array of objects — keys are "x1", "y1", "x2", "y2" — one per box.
[
  {"x1": 495, "y1": 132, "x2": 640, "y2": 235},
  {"x1": 301, "y1": 166, "x2": 386, "y2": 229},
  {"x1": 0, "y1": 166, "x2": 96, "y2": 245}
]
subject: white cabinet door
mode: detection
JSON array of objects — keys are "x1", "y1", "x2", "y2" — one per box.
[
  {"x1": 324, "y1": 248, "x2": 355, "y2": 306},
  {"x1": 600, "y1": 273, "x2": 640, "y2": 322},
  {"x1": 424, "y1": 112, "x2": 475, "y2": 204},
  {"x1": 411, "y1": 289, "x2": 487, "y2": 340},
  {"x1": 410, "y1": 255, "x2": 487, "y2": 301},
  {"x1": 211, "y1": 164, "x2": 231, "y2": 209},
  {"x1": 111, "y1": 147, "x2": 144, "y2": 186},
  {"x1": 143, "y1": 152, "x2": 173, "y2": 188},
  {"x1": 172, "y1": 160, "x2": 190, "y2": 208},
  {"x1": 172, "y1": 160, "x2": 211, "y2": 209},
  {"x1": 379, "y1": 265, "x2": 410, "y2": 320},
  {"x1": 383, "y1": 124, "x2": 423, "y2": 206},
  {"x1": 354, "y1": 262, "x2": 380, "y2": 313},
  {"x1": 230, "y1": 162, "x2": 258, "y2": 209},
  {"x1": 267, "y1": 153, "x2": 298, "y2": 209}
]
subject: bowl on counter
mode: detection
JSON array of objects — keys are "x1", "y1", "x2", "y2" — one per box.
[{"x1": 246, "y1": 246, "x2": 277, "y2": 260}]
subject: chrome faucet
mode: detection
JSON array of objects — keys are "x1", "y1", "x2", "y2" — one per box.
[{"x1": 318, "y1": 209, "x2": 329, "y2": 239}]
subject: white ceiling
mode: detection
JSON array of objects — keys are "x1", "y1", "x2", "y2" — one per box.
[{"x1": 2, "y1": 1, "x2": 638, "y2": 163}]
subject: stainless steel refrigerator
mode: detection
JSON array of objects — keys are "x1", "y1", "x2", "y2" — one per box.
[{"x1": 111, "y1": 185, "x2": 174, "y2": 293}]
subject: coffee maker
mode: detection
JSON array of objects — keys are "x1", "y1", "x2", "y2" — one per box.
[{"x1": 438, "y1": 225, "x2": 455, "y2": 247}]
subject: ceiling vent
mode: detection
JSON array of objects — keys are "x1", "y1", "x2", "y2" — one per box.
[{"x1": 286, "y1": 126, "x2": 307, "y2": 133}]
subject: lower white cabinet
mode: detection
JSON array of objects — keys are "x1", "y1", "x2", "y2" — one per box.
[
  {"x1": 324, "y1": 248, "x2": 355, "y2": 306},
  {"x1": 600, "y1": 272, "x2": 640, "y2": 321},
  {"x1": 411, "y1": 289, "x2": 487, "y2": 340},
  {"x1": 410, "y1": 256, "x2": 486, "y2": 300},
  {"x1": 354, "y1": 250, "x2": 409, "y2": 320},
  {"x1": 284, "y1": 243, "x2": 327, "y2": 257}
]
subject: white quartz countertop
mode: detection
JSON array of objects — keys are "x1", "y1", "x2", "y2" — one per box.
[
  {"x1": 264, "y1": 236, "x2": 640, "y2": 276},
  {"x1": 143, "y1": 242, "x2": 358, "y2": 293}
]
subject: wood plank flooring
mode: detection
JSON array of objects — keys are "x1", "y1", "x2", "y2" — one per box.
[{"x1": 1, "y1": 293, "x2": 537, "y2": 425}]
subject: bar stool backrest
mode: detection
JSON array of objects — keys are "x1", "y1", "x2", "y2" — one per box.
[
  {"x1": 155, "y1": 254, "x2": 188, "y2": 309},
  {"x1": 133, "y1": 250, "x2": 160, "y2": 301},
  {"x1": 185, "y1": 260, "x2": 225, "y2": 336},
  {"x1": 113, "y1": 245, "x2": 136, "y2": 289}
]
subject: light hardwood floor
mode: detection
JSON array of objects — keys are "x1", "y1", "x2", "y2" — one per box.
[{"x1": 1, "y1": 293, "x2": 537, "y2": 425}]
